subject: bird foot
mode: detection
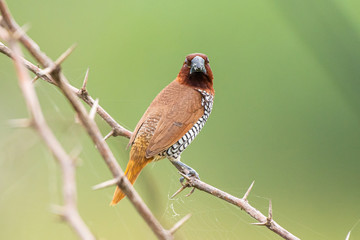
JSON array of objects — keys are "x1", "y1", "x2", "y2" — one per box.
[
  {"x1": 170, "y1": 171, "x2": 199, "y2": 199},
  {"x1": 169, "y1": 160, "x2": 200, "y2": 198}
]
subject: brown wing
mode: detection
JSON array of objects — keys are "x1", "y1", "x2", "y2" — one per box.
[{"x1": 129, "y1": 80, "x2": 204, "y2": 158}]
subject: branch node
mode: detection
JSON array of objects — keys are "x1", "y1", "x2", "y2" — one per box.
[
  {"x1": 169, "y1": 214, "x2": 192, "y2": 235},
  {"x1": 242, "y1": 180, "x2": 255, "y2": 201}
]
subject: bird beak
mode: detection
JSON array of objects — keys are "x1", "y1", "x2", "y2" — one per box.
[{"x1": 190, "y1": 56, "x2": 207, "y2": 75}]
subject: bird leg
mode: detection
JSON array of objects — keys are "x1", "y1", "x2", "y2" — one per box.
[
  {"x1": 169, "y1": 158, "x2": 199, "y2": 198},
  {"x1": 170, "y1": 159, "x2": 200, "y2": 182}
]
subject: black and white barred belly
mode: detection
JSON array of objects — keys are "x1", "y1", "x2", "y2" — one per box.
[{"x1": 163, "y1": 89, "x2": 214, "y2": 160}]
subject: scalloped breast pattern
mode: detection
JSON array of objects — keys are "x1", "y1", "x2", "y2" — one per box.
[{"x1": 162, "y1": 89, "x2": 214, "y2": 160}]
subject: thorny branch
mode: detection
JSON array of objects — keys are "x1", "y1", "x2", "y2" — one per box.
[
  {"x1": 1, "y1": 17, "x2": 95, "y2": 240},
  {"x1": 0, "y1": 1, "x2": 301, "y2": 240},
  {"x1": 0, "y1": 1, "x2": 179, "y2": 240}
]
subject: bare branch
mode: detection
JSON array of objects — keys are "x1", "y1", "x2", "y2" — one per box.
[
  {"x1": 178, "y1": 177, "x2": 300, "y2": 240},
  {"x1": 0, "y1": 42, "x2": 132, "y2": 138},
  {"x1": 0, "y1": 1, "x2": 174, "y2": 240},
  {"x1": 3, "y1": 21, "x2": 95, "y2": 240},
  {"x1": 0, "y1": 4, "x2": 174, "y2": 240}
]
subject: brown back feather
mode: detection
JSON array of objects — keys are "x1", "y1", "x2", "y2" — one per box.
[{"x1": 129, "y1": 80, "x2": 204, "y2": 158}]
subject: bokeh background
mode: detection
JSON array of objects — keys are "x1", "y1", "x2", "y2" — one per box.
[{"x1": 1, "y1": 0, "x2": 360, "y2": 239}]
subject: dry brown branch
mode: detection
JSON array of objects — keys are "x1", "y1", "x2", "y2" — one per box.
[
  {"x1": 184, "y1": 178, "x2": 299, "y2": 240},
  {"x1": 2, "y1": 21, "x2": 95, "y2": 240},
  {"x1": 0, "y1": 1, "x2": 301, "y2": 239},
  {"x1": 0, "y1": 41, "x2": 131, "y2": 139},
  {"x1": 0, "y1": 1, "x2": 180, "y2": 240}
]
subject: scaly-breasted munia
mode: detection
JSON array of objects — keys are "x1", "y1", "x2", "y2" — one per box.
[{"x1": 111, "y1": 53, "x2": 214, "y2": 205}]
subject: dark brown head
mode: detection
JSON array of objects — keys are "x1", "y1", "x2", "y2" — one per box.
[{"x1": 176, "y1": 53, "x2": 214, "y2": 94}]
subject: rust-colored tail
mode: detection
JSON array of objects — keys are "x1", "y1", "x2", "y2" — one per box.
[{"x1": 110, "y1": 142, "x2": 152, "y2": 205}]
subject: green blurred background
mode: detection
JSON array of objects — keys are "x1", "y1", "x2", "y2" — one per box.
[{"x1": 1, "y1": 0, "x2": 360, "y2": 239}]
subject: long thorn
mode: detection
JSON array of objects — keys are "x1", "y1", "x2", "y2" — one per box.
[
  {"x1": 345, "y1": 231, "x2": 351, "y2": 240},
  {"x1": 8, "y1": 118, "x2": 32, "y2": 128},
  {"x1": 103, "y1": 129, "x2": 114, "y2": 141},
  {"x1": 170, "y1": 185, "x2": 187, "y2": 199},
  {"x1": 251, "y1": 222, "x2": 266, "y2": 226},
  {"x1": 268, "y1": 199, "x2": 273, "y2": 221},
  {"x1": 81, "y1": 68, "x2": 89, "y2": 92},
  {"x1": 54, "y1": 43, "x2": 77, "y2": 67},
  {"x1": 32, "y1": 75, "x2": 39, "y2": 83},
  {"x1": 243, "y1": 180, "x2": 255, "y2": 201},
  {"x1": 12, "y1": 23, "x2": 30, "y2": 40},
  {"x1": 92, "y1": 177, "x2": 120, "y2": 190},
  {"x1": 178, "y1": 171, "x2": 191, "y2": 181},
  {"x1": 89, "y1": 98, "x2": 99, "y2": 120},
  {"x1": 169, "y1": 214, "x2": 192, "y2": 234},
  {"x1": 185, "y1": 187, "x2": 196, "y2": 197},
  {"x1": 50, "y1": 204, "x2": 65, "y2": 217}
]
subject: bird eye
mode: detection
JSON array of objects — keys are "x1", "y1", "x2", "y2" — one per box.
[
  {"x1": 184, "y1": 58, "x2": 188, "y2": 64},
  {"x1": 206, "y1": 58, "x2": 210, "y2": 63}
]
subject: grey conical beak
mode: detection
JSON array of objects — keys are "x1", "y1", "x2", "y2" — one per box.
[{"x1": 190, "y1": 56, "x2": 206, "y2": 75}]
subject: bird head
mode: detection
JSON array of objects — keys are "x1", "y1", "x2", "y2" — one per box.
[{"x1": 177, "y1": 53, "x2": 214, "y2": 94}]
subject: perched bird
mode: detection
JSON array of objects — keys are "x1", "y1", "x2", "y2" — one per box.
[{"x1": 111, "y1": 53, "x2": 214, "y2": 205}]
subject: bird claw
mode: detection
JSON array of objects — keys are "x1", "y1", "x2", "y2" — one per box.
[
  {"x1": 172, "y1": 170, "x2": 199, "y2": 198},
  {"x1": 185, "y1": 187, "x2": 196, "y2": 197},
  {"x1": 179, "y1": 169, "x2": 200, "y2": 183}
]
